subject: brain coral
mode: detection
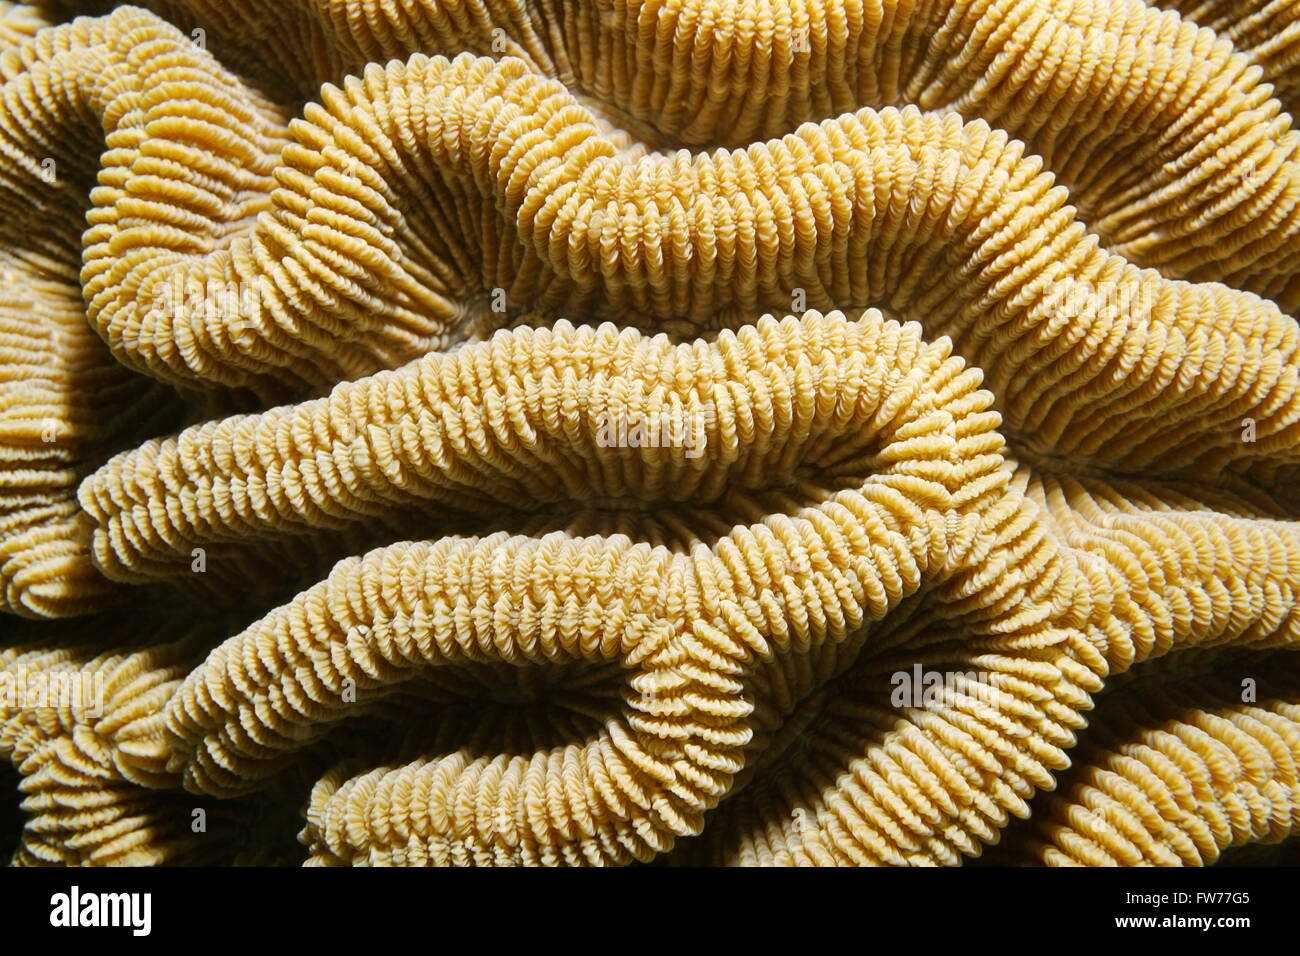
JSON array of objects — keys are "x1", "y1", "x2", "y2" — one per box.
[{"x1": 0, "y1": 0, "x2": 1297, "y2": 868}]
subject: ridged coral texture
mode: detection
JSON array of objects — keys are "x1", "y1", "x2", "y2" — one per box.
[{"x1": 0, "y1": 0, "x2": 1297, "y2": 867}]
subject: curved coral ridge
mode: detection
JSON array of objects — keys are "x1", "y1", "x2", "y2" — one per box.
[
  {"x1": 0, "y1": 0, "x2": 1297, "y2": 865},
  {"x1": 1155, "y1": 0, "x2": 1300, "y2": 113},
  {"x1": 79, "y1": 0, "x2": 1300, "y2": 307},
  {"x1": 993, "y1": 650, "x2": 1300, "y2": 865}
]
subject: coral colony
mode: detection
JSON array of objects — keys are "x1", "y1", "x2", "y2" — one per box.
[{"x1": 0, "y1": 0, "x2": 1297, "y2": 866}]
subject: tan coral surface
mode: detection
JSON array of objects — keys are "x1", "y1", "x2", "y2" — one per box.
[{"x1": 0, "y1": 0, "x2": 1297, "y2": 866}]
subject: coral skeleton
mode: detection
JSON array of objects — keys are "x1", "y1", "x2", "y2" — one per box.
[{"x1": 0, "y1": 0, "x2": 1297, "y2": 866}]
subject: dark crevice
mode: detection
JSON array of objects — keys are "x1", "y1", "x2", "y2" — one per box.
[{"x1": 0, "y1": 761, "x2": 21, "y2": 866}]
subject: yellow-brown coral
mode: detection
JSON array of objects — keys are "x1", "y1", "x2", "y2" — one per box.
[{"x1": 0, "y1": 0, "x2": 1297, "y2": 867}]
